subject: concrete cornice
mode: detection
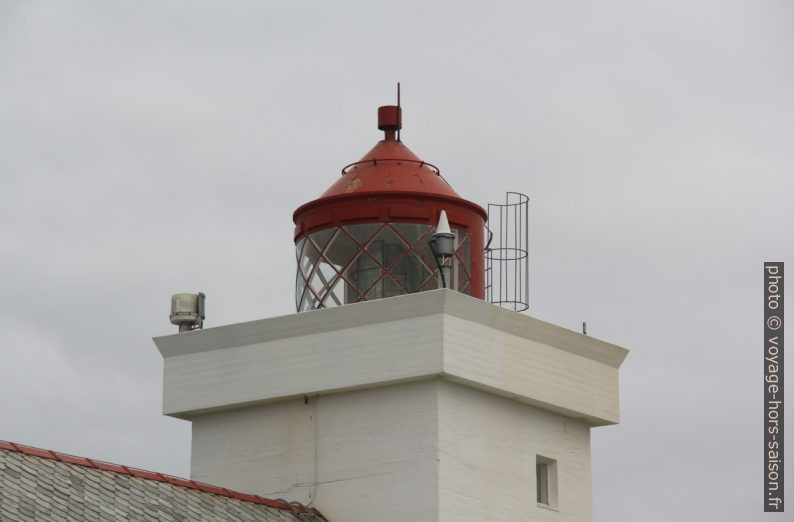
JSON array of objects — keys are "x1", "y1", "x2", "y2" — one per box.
[
  {"x1": 154, "y1": 290, "x2": 628, "y2": 368},
  {"x1": 155, "y1": 291, "x2": 628, "y2": 426},
  {"x1": 154, "y1": 290, "x2": 451, "y2": 358},
  {"x1": 440, "y1": 291, "x2": 628, "y2": 368}
]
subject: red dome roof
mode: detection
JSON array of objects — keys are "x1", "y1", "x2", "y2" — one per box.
[
  {"x1": 317, "y1": 139, "x2": 464, "y2": 200},
  {"x1": 293, "y1": 104, "x2": 486, "y2": 225}
]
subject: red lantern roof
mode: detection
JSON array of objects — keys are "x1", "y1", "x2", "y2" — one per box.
[
  {"x1": 293, "y1": 104, "x2": 486, "y2": 235},
  {"x1": 317, "y1": 138, "x2": 464, "y2": 200}
]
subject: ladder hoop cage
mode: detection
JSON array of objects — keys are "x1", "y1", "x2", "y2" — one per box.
[{"x1": 485, "y1": 192, "x2": 529, "y2": 312}]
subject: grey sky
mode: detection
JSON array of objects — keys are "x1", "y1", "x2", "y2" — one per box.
[{"x1": 1, "y1": 1, "x2": 792, "y2": 520}]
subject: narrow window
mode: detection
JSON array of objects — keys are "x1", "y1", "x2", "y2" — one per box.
[
  {"x1": 536, "y1": 455, "x2": 558, "y2": 508},
  {"x1": 536, "y1": 461, "x2": 549, "y2": 504}
]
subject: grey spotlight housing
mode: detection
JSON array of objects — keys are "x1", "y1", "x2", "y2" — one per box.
[{"x1": 170, "y1": 292, "x2": 205, "y2": 332}]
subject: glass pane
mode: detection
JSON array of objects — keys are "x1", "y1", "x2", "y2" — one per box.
[
  {"x1": 419, "y1": 270, "x2": 440, "y2": 292},
  {"x1": 295, "y1": 269, "x2": 306, "y2": 310},
  {"x1": 309, "y1": 228, "x2": 336, "y2": 253},
  {"x1": 366, "y1": 225, "x2": 409, "y2": 269},
  {"x1": 412, "y1": 234, "x2": 439, "y2": 274},
  {"x1": 309, "y1": 260, "x2": 339, "y2": 297},
  {"x1": 299, "y1": 285, "x2": 316, "y2": 312},
  {"x1": 321, "y1": 277, "x2": 355, "y2": 307},
  {"x1": 390, "y1": 252, "x2": 431, "y2": 293},
  {"x1": 346, "y1": 250, "x2": 383, "y2": 299},
  {"x1": 365, "y1": 274, "x2": 406, "y2": 300},
  {"x1": 455, "y1": 231, "x2": 471, "y2": 278},
  {"x1": 324, "y1": 227, "x2": 360, "y2": 269},
  {"x1": 391, "y1": 223, "x2": 432, "y2": 248},
  {"x1": 345, "y1": 280, "x2": 366, "y2": 303},
  {"x1": 299, "y1": 241, "x2": 321, "y2": 279},
  {"x1": 459, "y1": 268, "x2": 471, "y2": 294},
  {"x1": 343, "y1": 223, "x2": 384, "y2": 247},
  {"x1": 381, "y1": 274, "x2": 407, "y2": 298}
]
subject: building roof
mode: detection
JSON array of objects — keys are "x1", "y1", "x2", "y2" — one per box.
[{"x1": 0, "y1": 441, "x2": 327, "y2": 521}]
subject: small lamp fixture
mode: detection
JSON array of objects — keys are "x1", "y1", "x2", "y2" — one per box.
[
  {"x1": 170, "y1": 292, "x2": 206, "y2": 333},
  {"x1": 429, "y1": 210, "x2": 455, "y2": 289}
]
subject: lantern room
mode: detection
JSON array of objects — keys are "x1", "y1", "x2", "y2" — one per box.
[{"x1": 292, "y1": 103, "x2": 487, "y2": 311}]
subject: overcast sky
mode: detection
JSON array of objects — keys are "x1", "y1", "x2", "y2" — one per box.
[{"x1": 1, "y1": 1, "x2": 792, "y2": 520}]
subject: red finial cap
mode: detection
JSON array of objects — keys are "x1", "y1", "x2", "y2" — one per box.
[{"x1": 378, "y1": 105, "x2": 402, "y2": 140}]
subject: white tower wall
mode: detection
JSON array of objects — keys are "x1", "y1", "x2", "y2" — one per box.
[
  {"x1": 155, "y1": 290, "x2": 627, "y2": 521},
  {"x1": 437, "y1": 380, "x2": 591, "y2": 521},
  {"x1": 190, "y1": 381, "x2": 440, "y2": 521}
]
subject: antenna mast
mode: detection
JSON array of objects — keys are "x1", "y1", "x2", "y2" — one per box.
[{"x1": 396, "y1": 82, "x2": 401, "y2": 141}]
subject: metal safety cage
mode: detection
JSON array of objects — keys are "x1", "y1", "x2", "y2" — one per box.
[
  {"x1": 485, "y1": 192, "x2": 529, "y2": 312},
  {"x1": 296, "y1": 223, "x2": 471, "y2": 311}
]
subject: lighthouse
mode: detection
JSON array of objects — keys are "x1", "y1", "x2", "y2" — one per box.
[{"x1": 155, "y1": 100, "x2": 628, "y2": 521}]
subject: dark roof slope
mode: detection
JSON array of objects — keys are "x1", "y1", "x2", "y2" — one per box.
[{"x1": 0, "y1": 441, "x2": 326, "y2": 521}]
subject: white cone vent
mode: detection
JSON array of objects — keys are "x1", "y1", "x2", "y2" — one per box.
[{"x1": 436, "y1": 210, "x2": 452, "y2": 235}]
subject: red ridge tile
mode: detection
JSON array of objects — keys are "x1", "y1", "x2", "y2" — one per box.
[
  {"x1": 251, "y1": 495, "x2": 290, "y2": 509},
  {"x1": 126, "y1": 468, "x2": 163, "y2": 481},
  {"x1": 160, "y1": 475, "x2": 195, "y2": 489},
  {"x1": 54, "y1": 453, "x2": 92, "y2": 467},
  {"x1": 88, "y1": 459, "x2": 130, "y2": 475},
  {"x1": 229, "y1": 491, "x2": 261, "y2": 504},
  {"x1": 192, "y1": 482, "x2": 229, "y2": 496},
  {"x1": 16, "y1": 445, "x2": 57, "y2": 460}
]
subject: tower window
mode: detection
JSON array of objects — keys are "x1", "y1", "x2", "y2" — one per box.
[{"x1": 536, "y1": 455, "x2": 558, "y2": 508}]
